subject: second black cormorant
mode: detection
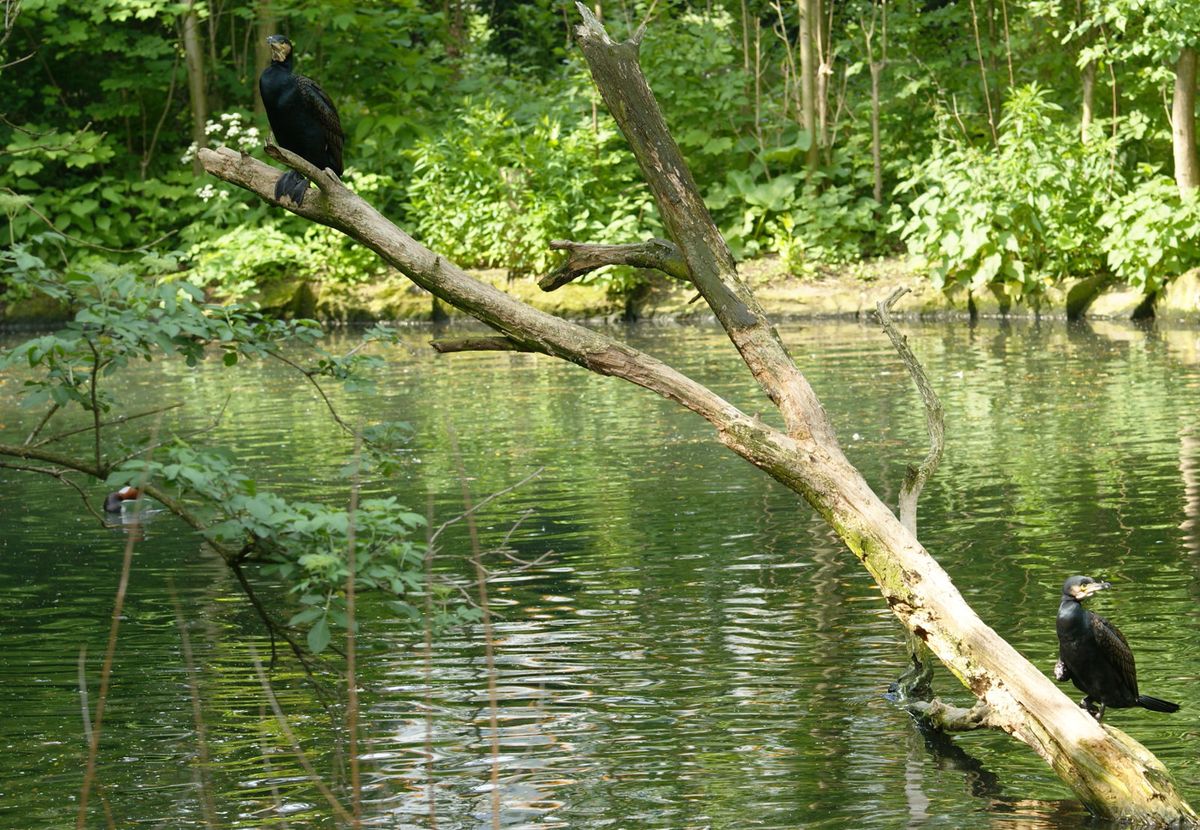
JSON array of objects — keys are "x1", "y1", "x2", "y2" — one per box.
[
  {"x1": 258, "y1": 34, "x2": 344, "y2": 206},
  {"x1": 1054, "y1": 575, "x2": 1179, "y2": 722}
]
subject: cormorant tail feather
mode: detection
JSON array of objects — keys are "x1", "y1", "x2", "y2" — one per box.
[
  {"x1": 274, "y1": 170, "x2": 310, "y2": 206},
  {"x1": 1137, "y1": 695, "x2": 1180, "y2": 713}
]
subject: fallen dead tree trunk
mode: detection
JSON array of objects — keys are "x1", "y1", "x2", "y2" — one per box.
[{"x1": 199, "y1": 8, "x2": 1196, "y2": 824}]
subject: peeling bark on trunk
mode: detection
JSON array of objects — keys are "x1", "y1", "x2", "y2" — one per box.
[
  {"x1": 198, "y1": 9, "x2": 1199, "y2": 824},
  {"x1": 1173, "y1": 47, "x2": 1200, "y2": 194}
]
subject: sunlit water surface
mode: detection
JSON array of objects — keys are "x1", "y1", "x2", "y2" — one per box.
[{"x1": 3, "y1": 318, "x2": 1200, "y2": 829}]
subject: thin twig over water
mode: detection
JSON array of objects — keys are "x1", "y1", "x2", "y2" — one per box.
[
  {"x1": 447, "y1": 425, "x2": 503, "y2": 830},
  {"x1": 168, "y1": 577, "x2": 218, "y2": 829},
  {"x1": 423, "y1": 492, "x2": 440, "y2": 829},
  {"x1": 76, "y1": 478, "x2": 143, "y2": 828},
  {"x1": 345, "y1": 434, "x2": 363, "y2": 829},
  {"x1": 250, "y1": 647, "x2": 355, "y2": 825}
]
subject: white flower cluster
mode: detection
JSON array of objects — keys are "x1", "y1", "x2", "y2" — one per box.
[
  {"x1": 180, "y1": 112, "x2": 262, "y2": 165},
  {"x1": 194, "y1": 183, "x2": 231, "y2": 202}
]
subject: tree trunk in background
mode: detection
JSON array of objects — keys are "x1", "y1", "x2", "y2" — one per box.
[
  {"x1": 1080, "y1": 59, "x2": 1095, "y2": 142},
  {"x1": 815, "y1": 0, "x2": 830, "y2": 159},
  {"x1": 1173, "y1": 47, "x2": 1199, "y2": 193},
  {"x1": 253, "y1": 0, "x2": 277, "y2": 116},
  {"x1": 182, "y1": 0, "x2": 208, "y2": 176},
  {"x1": 797, "y1": 0, "x2": 819, "y2": 174},
  {"x1": 870, "y1": 60, "x2": 883, "y2": 203}
]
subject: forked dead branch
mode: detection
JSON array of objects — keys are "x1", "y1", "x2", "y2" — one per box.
[{"x1": 199, "y1": 7, "x2": 1196, "y2": 825}]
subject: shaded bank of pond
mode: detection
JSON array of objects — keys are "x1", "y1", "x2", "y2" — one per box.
[
  {"x1": 8, "y1": 260, "x2": 1200, "y2": 327},
  {"x1": 1, "y1": 318, "x2": 1199, "y2": 828}
]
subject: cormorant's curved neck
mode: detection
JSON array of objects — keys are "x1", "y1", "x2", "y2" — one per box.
[
  {"x1": 1058, "y1": 595, "x2": 1089, "y2": 629},
  {"x1": 270, "y1": 54, "x2": 294, "y2": 72}
]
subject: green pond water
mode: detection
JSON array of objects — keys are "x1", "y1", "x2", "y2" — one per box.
[{"x1": 2, "y1": 318, "x2": 1200, "y2": 829}]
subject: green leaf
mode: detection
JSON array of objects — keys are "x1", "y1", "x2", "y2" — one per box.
[{"x1": 307, "y1": 618, "x2": 331, "y2": 654}]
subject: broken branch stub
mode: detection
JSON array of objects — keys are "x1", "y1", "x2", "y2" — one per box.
[{"x1": 541, "y1": 238, "x2": 689, "y2": 291}]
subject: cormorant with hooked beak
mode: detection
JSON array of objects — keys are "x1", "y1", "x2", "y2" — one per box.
[
  {"x1": 258, "y1": 35, "x2": 344, "y2": 206},
  {"x1": 1055, "y1": 575, "x2": 1179, "y2": 722}
]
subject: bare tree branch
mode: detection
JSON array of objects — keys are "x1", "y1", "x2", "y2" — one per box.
[
  {"x1": 540, "y1": 237, "x2": 688, "y2": 290},
  {"x1": 877, "y1": 287, "x2": 943, "y2": 701},
  {"x1": 430, "y1": 336, "x2": 535, "y2": 354},
  {"x1": 573, "y1": 3, "x2": 835, "y2": 445},
  {"x1": 876, "y1": 288, "x2": 945, "y2": 531}
]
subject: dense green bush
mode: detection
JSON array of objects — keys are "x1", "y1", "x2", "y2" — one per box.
[
  {"x1": 894, "y1": 85, "x2": 1122, "y2": 298},
  {"x1": 406, "y1": 91, "x2": 654, "y2": 277},
  {"x1": 5, "y1": 0, "x2": 1200, "y2": 303},
  {"x1": 1100, "y1": 175, "x2": 1200, "y2": 292}
]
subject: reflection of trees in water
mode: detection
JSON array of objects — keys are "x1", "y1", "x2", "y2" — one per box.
[{"x1": 1180, "y1": 430, "x2": 1200, "y2": 557}]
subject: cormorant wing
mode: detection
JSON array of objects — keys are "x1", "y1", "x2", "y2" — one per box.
[
  {"x1": 296, "y1": 74, "x2": 344, "y2": 173},
  {"x1": 1091, "y1": 612, "x2": 1137, "y2": 689}
]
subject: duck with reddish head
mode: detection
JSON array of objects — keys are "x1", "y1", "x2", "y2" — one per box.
[{"x1": 103, "y1": 486, "x2": 140, "y2": 513}]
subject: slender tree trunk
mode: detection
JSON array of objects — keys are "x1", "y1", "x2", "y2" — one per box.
[
  {"x1": 253, "y1": 0, "x2": 276, "y2": 116},
  {"x1": 1080, "y1": 60, "x2": 1095, "y2": 142},
  {"x1": 740, "y1": 0, "x2": 751, "y2": 73},
  {"x1": 205, "y1": 1, "x2": 221, "y2": 112},
  {"x1": 863, "y1": 1, "x2": 887, "y2": 204},
  {"x1": 967, "y1": 0, "x2": 998, "y2": 146},
  {"x1": 797, "y1": 0, "x2": 819, "y2": 174},
  {"x1": 181, "y1": 0, "x2": 208, "y2": 176},
  {"x1": 815, "y1": 0, "x2": 830, "y2": 159},
  {"x1": 1173, "y1": 47, "x2": 1200, "y2": 194},
  {"x1": 869, "y1": 61, "x2": 883, "y2": 203}
]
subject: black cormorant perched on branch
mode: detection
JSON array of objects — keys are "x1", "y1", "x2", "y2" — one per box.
[
  {"x1": 258, "y1": 34, "x2": 344, "y2": 206},
  {"x1": 1054, "y1": 575, "x2": 1179, "y2": 722}
]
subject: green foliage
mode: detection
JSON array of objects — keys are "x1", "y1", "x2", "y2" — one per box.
[
  {"x1": 1, "y1": 264, "x2": 322, "y2": 412},
  {"x1": 5, "y1": 0, "x2": 1200, "y2": 302},
  {"x1": 711, "y1": 164, "x2": 880, "y2": 271},
  {"x1": 1100, "y1": 175, "x2": 1200, "y2": 292},
  {"x1": 0, "y1": 267, "x2": 471, "y2": 653},
  {"x1": 406, "y1": 94, "x2": 653, "y2": 277},
  {"x1": 894, "y1": 86, "x2": 1122, "y2": 297},
  {"x1": 108, "y1": 444, "x2": 474, "y2": 654}
]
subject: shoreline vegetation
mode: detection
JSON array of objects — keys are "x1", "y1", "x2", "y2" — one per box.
[
  {"x1": 9, "y1": 5, "x2": 1200, "y2": 337},
  {"x1": 6, "y1": 256, "x2": 1200, "y2": 329}
]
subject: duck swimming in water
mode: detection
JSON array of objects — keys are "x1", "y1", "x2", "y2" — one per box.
[{"x1": 103, "y1": 486, "x2": 140, "y2": 513}]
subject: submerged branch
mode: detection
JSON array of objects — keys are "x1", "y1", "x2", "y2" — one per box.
[{"x1": 907, "y1": 699, "x2": 996, "y2": 732}]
